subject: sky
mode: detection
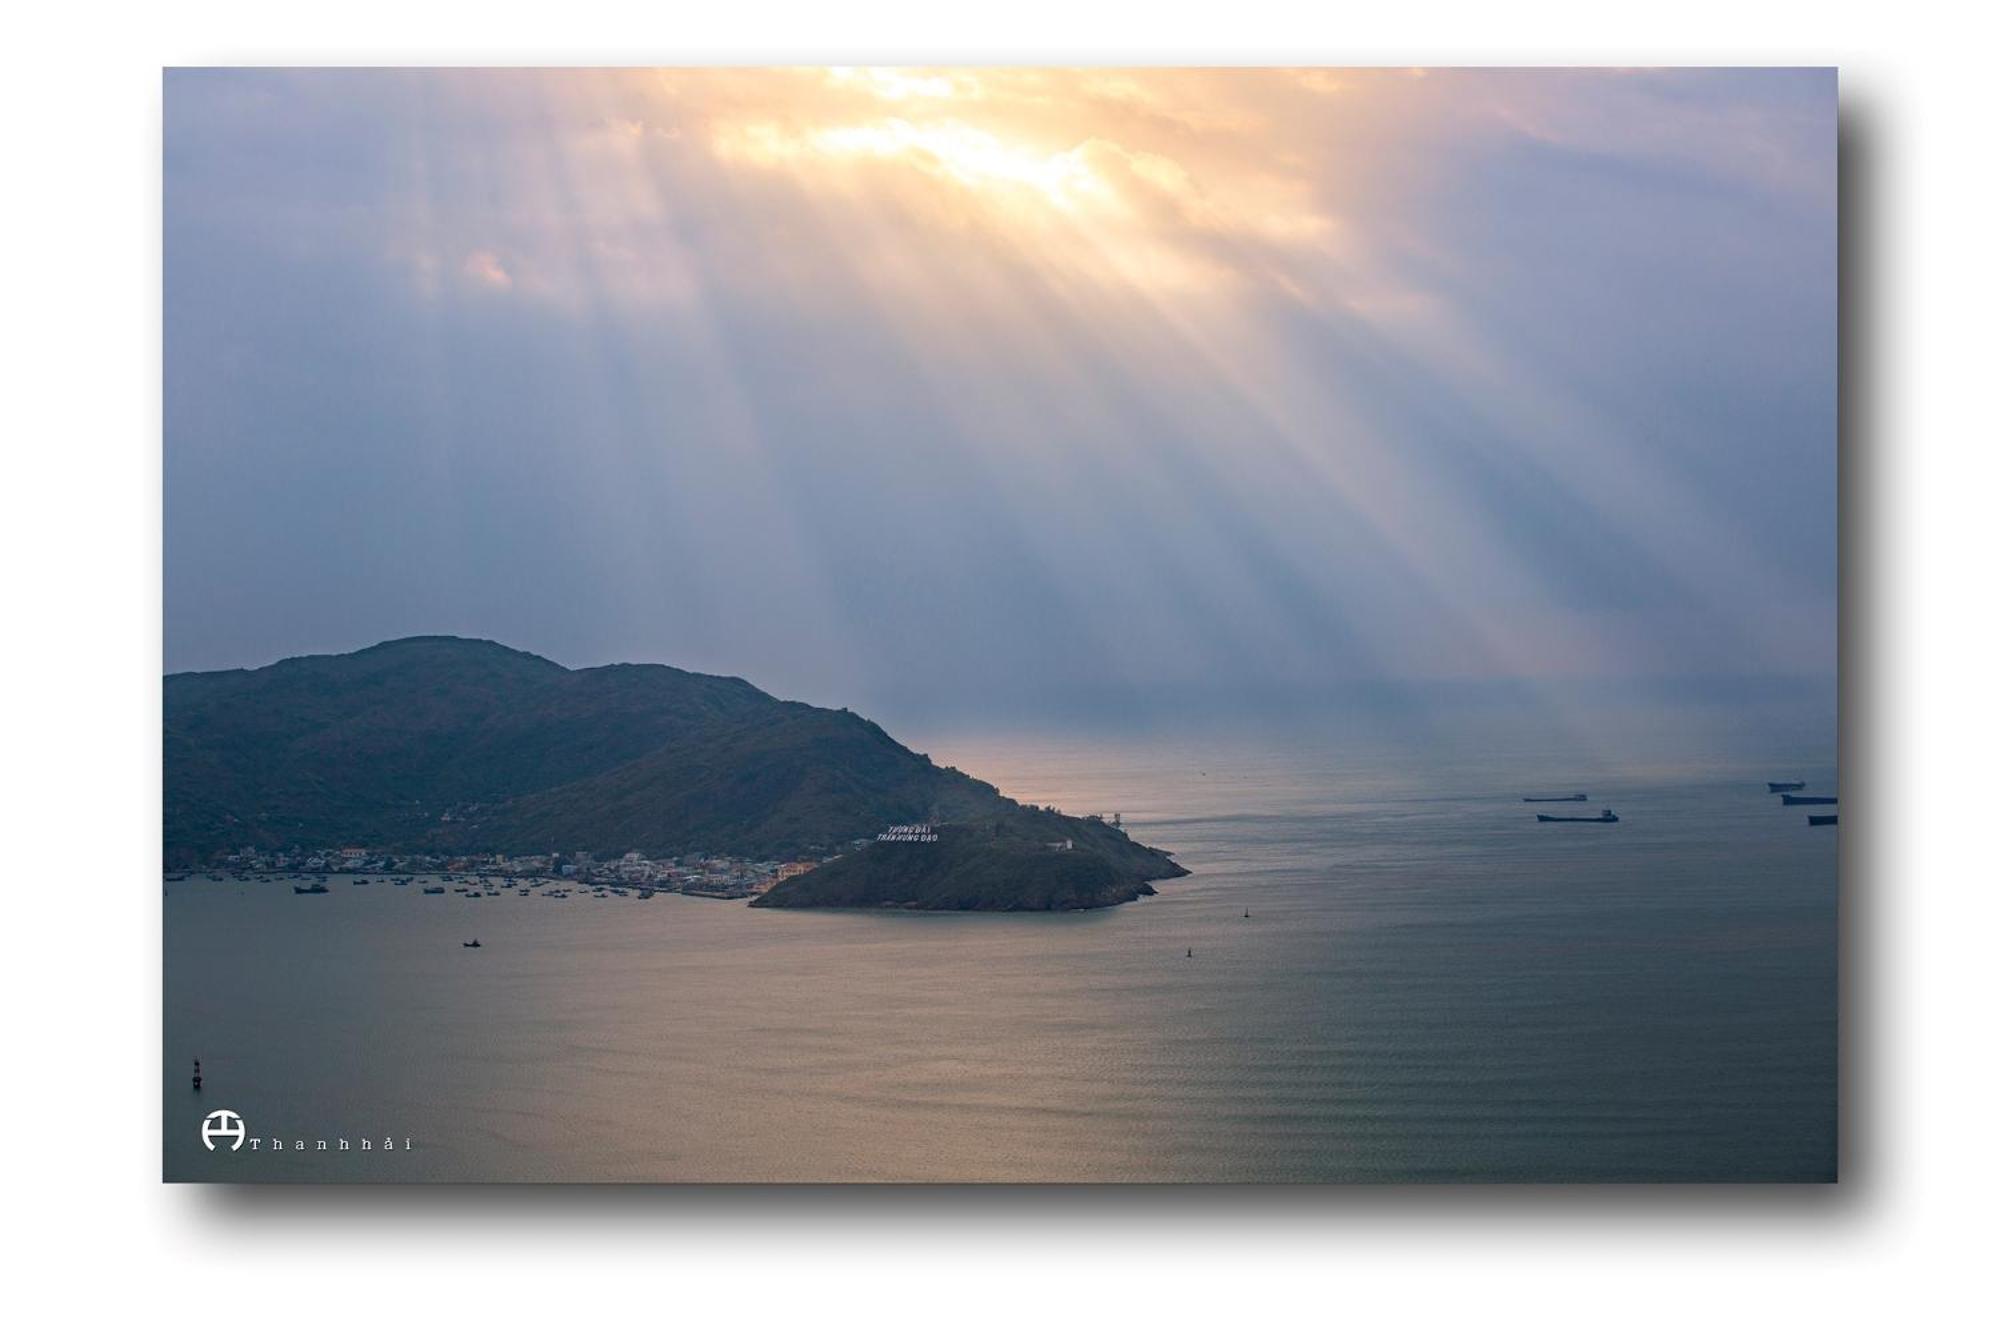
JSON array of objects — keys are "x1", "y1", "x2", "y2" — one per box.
[{"x1": 164, "y1": 68, "x2": 1836, "y2": 729}]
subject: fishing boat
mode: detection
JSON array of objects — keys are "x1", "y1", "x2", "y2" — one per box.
[
  {"x1": 1768, "y1": 781, "x2": 1807, "y2": 793},
  {"x1": 421, "y1": 885, "x2": 445, "y2": 894},
  {"x1": 1523, "y1": 793, "x2": 1588, "y2": 803},
  {"x1": 293, "y1": 883, "x2": 329, "y2": 894},
  {"x1": 462, "y1": 939, "x2": 482, "y2": 948},
  {"x1": 1807, "y1": 814, "x2": 1838, "y2": 826},
  {"x1": 1537, "y1": 808, "x2": 1620, "y2": 823},
  {"x1": 1780, "y1": 794, "x2": 1837, "y2": 806}
]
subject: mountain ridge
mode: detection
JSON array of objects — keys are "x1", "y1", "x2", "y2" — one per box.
[{"x1": 163, "y1": 638, "x2": 1184, "y2": 911}]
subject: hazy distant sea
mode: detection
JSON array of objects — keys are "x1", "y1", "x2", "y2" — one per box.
[{"x1": 164, "y1": 705, "x2": 1837, "y2": 1182}]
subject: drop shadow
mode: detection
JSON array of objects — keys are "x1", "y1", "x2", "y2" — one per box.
[{"x1": 166, "y1": 80, "x2": 1879, "y2": 1231}]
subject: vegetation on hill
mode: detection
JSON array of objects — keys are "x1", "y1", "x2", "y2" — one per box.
[
  {"x1": 753, "y1": 807, "x2": 1187, "y2": 911},
  {"x1": 163, "y1": 638, "x2": 1187, "y2": 914}
]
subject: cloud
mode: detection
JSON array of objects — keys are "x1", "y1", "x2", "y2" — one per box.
[
  {"x1": 163, "y1": 68, "x2": 1836, "y2": 732},
  {"x1": 460, "y1": 248, "x2": 512, "y2": 290}
]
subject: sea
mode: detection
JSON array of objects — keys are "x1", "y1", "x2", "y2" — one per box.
[{"x1": 164, "y1": 702, "x2": 1838, "y2": 1183}]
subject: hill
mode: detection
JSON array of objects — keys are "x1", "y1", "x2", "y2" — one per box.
[
  {"x1": 752, "y1": 807, "x2": 1187, "y2": 911},
  {"x1": 163, "y1": 638, "x2": 1185, "y2": 912}
]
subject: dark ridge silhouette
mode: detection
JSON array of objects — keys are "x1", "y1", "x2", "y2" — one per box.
[{"x1": 164, "y1": 637, "x2": 1186, "y2": 910}]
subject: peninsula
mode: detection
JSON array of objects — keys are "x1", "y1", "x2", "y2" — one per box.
[{"x1": 753, "y1": 805, "x2": 1185, "y2": 912}]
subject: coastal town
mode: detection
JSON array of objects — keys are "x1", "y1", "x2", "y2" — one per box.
[{"x1": 165, "y1": 846, "x2": 823, "y2": 899}]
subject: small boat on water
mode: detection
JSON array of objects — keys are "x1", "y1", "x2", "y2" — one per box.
[
  {"x1": 1781, "y1": 794, "x2": 1837, "y2": 806},
  {"x1": 1523, "y1": 793, "x2": 1588, "y2": 803},
  {"x1": 462, "y1": 939, "x2": 482, "y2": 948},
  {"x1": 1537, "y1": 808, "x2": 1620, "y2": 823},
  {"x1": 1807, "y1": 814, "x2": 1838, "y2": 826},
  {"x1": 1768, "y1": 781, "x2": 1807, "y2": 793},
  {"x1": 421, "y1": 886, "x2": 445, "y2": 894},
  {"x1": 293, "y1": 883, "x2": 329, "y2": 894}
]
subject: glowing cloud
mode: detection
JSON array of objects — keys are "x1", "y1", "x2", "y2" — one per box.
[{"x1": 461, "y1": 248, "x2": 513, "y2": 290}]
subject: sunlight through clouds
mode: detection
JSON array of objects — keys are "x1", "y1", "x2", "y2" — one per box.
[
  {"x1": 165, "y1": 68, "x2": 1835, "y2": 741},
  {"x1": 692, "y1": 67, "x2": 1344, "y2": 301}
]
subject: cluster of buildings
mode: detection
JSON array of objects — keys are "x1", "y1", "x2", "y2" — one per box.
[
  {"x1": 191, "y1": 846, "x2": 817, "y2": 899},
  {"x1": 584, "y1": 849, "x2": 819, "y2": 898}
]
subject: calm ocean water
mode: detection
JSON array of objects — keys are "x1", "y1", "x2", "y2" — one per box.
[{"x1": 164, "y1": 711, "x2": 1837, "y2": 1182}]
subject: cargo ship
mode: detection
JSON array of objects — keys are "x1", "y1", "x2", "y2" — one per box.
[
  {"x1": 1536, "y1": 808, "x2": 1619, "y2": 823},
  {"x1": 1523, "y1": 793, "x2": 1588, "y2": 803},
  {"x1": 1780, "y1": 794, "x2": 1837, "y2": 806},
  {"x1": 1767, "y1": 781, "x2": 1807, "y2": 793}
]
